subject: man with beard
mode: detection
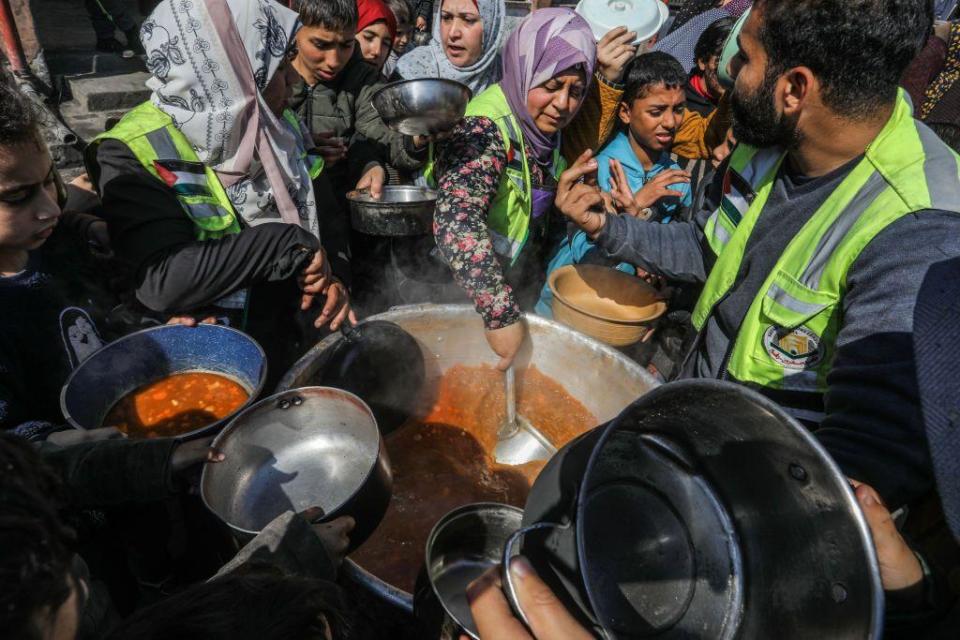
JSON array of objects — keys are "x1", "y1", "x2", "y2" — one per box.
[{"x1": 554, "y1": 0, "x2": 960, "y2": 508}]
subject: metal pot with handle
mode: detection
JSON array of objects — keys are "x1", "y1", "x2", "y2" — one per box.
[{"x1": 507, "y1": 379, "x2": 883, "y2": 639}]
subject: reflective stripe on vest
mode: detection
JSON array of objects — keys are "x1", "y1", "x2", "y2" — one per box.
[
  {"x1": 87, "y1": 101, "x2": 241, "y2": 240},
  {"x1": 691, "y1": 92, "x2": 960, "y2": 410},
  {"x1": 281, "y1": 108, "x2": 325, "y2": 180}
]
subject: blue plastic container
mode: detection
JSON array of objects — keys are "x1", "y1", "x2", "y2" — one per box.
[{"x1": 61, "y1": 324, "x2": 267, "y2": 439}]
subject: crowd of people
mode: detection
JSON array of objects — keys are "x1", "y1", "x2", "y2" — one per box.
[{"x1": 3, "y1": 0, "x2": 960, "y2": 637}]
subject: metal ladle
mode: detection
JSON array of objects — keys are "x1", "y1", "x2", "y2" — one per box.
[{"x1": 494, "y1": 367, "x2": 557, "y2": 466}]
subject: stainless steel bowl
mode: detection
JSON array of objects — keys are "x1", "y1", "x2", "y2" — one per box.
[
  {"x1": 420, "y1": 503, "x2": 524, "y2": 639},
  {"x1": 201, "y1": 387, "x2": 391, "y2": 548},
  {"x1": 372, "y1": 79, "x2": 472, "y2": 136},
  {"x1": 347, "y1": 185, "x2": 436, "y2": 237}
]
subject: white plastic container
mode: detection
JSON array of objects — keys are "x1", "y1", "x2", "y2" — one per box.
[{"x1": 575, "y1": 0, "x2": 669, "y2": 45}]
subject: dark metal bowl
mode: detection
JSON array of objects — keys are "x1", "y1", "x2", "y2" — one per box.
[
  {"x1": 60, "y1": 323, "x2": 267, "y2": 440},
  {"x1": 201, "y1": 387, "x2": 391, "y2": 549},
  {"x1": 372, "y1": 79, "x2": 472, "y2": 137},
  {"x1": 347, "y1": 185, "x2": 436, "y2": 236},
  {"x1": 516, "y1": 379, "x2": 883, "y2": 639}
]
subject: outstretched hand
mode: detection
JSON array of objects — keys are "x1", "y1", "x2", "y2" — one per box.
[
  {"x1": 171, "y1": 436, "x2": 225, "y2": 476},
  {"x1": 356, "y1": 164, "x2": 386, "y2": 200},
  {"x1": 555, "y1": 150, "x2": 607, "y2": 236},
  {"x1": 485, "y1": 321, "x2": 526, "y2": 371},
  {"x1": 608, "y1": 159, "x2": 689, "y2": 218}
]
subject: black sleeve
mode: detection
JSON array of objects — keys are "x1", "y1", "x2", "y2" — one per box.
[
  {"x1": 39, "y1": 438, "x2": 179, "y2": 508},
  {"x1": 94, "y1": 139, "x2": 320, "y2": 313},
  {"x1": 213, "y1": 511, "x2": 338, "y2": 581},
  {"x1": 816, "y1": 210, "x2": 960, "y2": 507},
  {"x1": 593, "y1": 162, "x2": 724, "y2": 282},
  {"x1": 346, "y1": 132, "x2": 384, "y2": 183}
]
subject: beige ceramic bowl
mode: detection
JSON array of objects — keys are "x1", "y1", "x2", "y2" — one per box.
[{"x1": 548, "y1": 264, "x2": 667, "y2": 347}]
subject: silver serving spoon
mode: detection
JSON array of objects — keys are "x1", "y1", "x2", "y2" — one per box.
[{"x1": 494, "y1": 367, "x2": 557, "y2": 465}]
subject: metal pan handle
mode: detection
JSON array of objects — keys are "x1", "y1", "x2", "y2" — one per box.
[{"x1": 501, "y1": 521, "x2": 569, "y2": 629}]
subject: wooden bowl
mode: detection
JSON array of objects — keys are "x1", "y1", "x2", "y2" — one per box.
[{"x1": 548, "y1": 264, "x2": 667, "y2": 347}]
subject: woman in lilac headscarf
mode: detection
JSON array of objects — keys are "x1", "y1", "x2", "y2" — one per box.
[{"x1": 433, "y1": 8, "x2": 596, "y2": 369}]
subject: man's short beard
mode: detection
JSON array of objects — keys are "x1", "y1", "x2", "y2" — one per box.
[{"x1": 731, "y1": 68, "x2": 802, "y2": 149}]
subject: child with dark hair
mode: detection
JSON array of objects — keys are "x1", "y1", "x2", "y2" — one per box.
[
  {"x1": 0, "y1": 435, "x2": 80, "y2": 640},
  {"x1": 687, "y1": 16, "x2": 734, "y2": 116},
  {"x1": 597, "y1": 52, "x2": 692, "y2": 218},
  {"x1": 0, "y1": 78, "x2": 124, "y2": 438},
  {"x1": 536, "y1": 52, "x2": 692, "y2": 316},
  {"x1": 289, "y1": 0, "x2": 428, "y2": 202},
  {"x1": 383, "y1": 0, "x2": 415, "y2": 77}
]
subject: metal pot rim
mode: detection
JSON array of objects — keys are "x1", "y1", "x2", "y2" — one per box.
[
  {"x1": 200, "y1": 386, "x2": 383, "y2": 537},
  {"x1": 60, "y1": 323, "x2": 268, "y2": 440},
  {"x1": 425, "y1": 502, "x2": 524, "y2": 639},
  {"x1": 371, "y1": 77, "x2": 473, "y2": 105},
  {"x1": 279, "y1": 304, "x2": 657, "y2": 392}
]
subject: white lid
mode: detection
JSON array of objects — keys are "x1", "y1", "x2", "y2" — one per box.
[{"x1": 575, "y1": 0, "x2": 669, "y2": 44}]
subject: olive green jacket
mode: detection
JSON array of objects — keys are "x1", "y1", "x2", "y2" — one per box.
[{"x1": 289, "y1": 49, "x2": 427, "y2": 174}]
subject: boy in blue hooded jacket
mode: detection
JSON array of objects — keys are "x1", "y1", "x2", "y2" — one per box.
[{"x1": 537, "y1": 52, "x2": 692, "y2": 317}]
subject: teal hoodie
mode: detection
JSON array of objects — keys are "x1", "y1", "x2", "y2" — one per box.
[{"x1": 536, "y1": 132, "x2": 691, "y2": 318}]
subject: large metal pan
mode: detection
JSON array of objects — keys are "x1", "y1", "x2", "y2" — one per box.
[
  {"x1": 347, "y1": 186, "x2": 436, "y2": 237},
  {"x1": 201, "y1": 386, "x2": 391, "y2": 551},
  {"x1": 278, "y1": 304, "x2": 660, "y2": 612},
  {"x1": 509, "y1": 379, "x2": 883, "y2": 639}
]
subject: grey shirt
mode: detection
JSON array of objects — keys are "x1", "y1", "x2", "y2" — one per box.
[{"x1": 595, "y1": 156, "x2": 960, "y2": 507}]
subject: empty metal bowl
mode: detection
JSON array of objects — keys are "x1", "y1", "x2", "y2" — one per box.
[
  {"x1": 347, "y1": 185, "x2": 437, "y2": 236},
  {"x1": 372, "y1": 79, "x2": 472, "y2": 137},
  {"x1": 421, "y1": 503, "x2": 524, "y2": 639},
  {"x1": 201, "y1": 387, "x2": 391, "y2": 549}
]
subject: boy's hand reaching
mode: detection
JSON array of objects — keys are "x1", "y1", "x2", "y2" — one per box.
[{"x1": 608, "y1": 159, "x2": 689, "y2": 218}]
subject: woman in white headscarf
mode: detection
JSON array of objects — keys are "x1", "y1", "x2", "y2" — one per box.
[
  {"x1": 395, "y1": 0, "x2": 505, "y2": 94},
  {"x1": 85, "y1": 0, "x2": 355, "y2": 358}
]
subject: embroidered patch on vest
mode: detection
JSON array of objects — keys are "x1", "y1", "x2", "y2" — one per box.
[
  {"x1": 763, "y1": 325, "x2": 822, "y2": 370},
  {"x1": 720, "y1": 169, "x2": 755, "y2": 226},
  {"x1": 153, "y1": 159, "x2": 214, "y2": 197}
]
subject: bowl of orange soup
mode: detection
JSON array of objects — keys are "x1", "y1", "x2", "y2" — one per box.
[{"x1": 61, "y1": 324, "x2": 267, "y2": 440}]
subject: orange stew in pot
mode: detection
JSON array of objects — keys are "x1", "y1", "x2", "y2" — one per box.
[
  {"x1": 103, "y1": 371, "x2": 249, "y2": 438},
  {"x1": 350, "y1": 364, "x2": 595, "y2": 594}
]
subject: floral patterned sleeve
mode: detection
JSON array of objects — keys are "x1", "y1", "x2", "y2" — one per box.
[{"x1": 434, "y1": 116, "x2": 521, "y2": 330}]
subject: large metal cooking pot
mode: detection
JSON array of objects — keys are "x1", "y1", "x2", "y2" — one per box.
[
  {"x1": 61, "y1": 323, "x2": 267, "y2": 439},
  {"x1": 509, "y1": 379, "x2": 883, "y2": 639},
  {"x1": 201, "y1": 387, "x2": 391, "y2": 551},
  {"x1": 278, "y1": 304, "x2": 660, "y2": 612}
]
